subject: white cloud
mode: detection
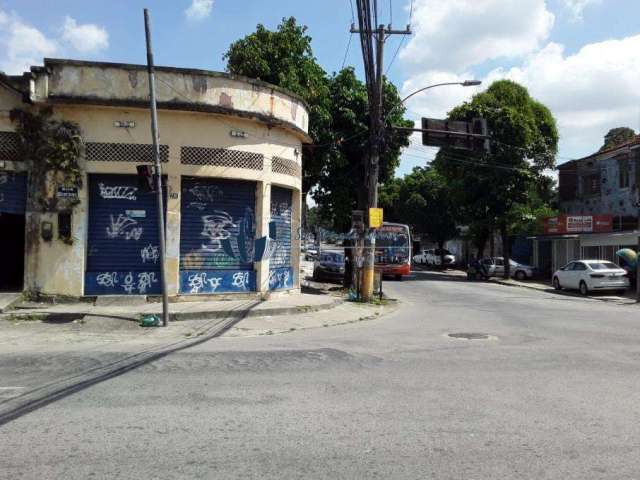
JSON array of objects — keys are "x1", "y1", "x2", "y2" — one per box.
[
  {"x1": 185, "y1": 0, "x2": 214, "y2": 21},
  {"x1": 0, "y1": 11, "x2": 110, "y2": 74},
  {"x1": 400, "y1": 0, "x2": 554, "y2": 72},
  {"x1": 560, "y1": 0, "x2": 601, "y2": 21},
  {"x1": 0, "y1": 9, "x2": 57, "y2": 74},
  {"x1": 61, "y1": 16, "x2": 109, "y2": 54},
  {"x1": 486, "y1": 35, "x2": 640, "y2": 159}
]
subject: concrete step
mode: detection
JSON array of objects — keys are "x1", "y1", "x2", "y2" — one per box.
[
  {"x1": 0, "y1": 293, "x2": 22, "y2": 313},
  {"x1": 94, "y1": 295, "x2": 148, "y2": 307}
]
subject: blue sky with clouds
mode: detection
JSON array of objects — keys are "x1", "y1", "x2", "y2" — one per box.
[{"x1": 2, "y1": 0, "x2": 640, "y2": 178}]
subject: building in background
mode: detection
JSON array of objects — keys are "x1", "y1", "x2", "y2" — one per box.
[
  {"x1": 0, "y1": 59, "x2": 309, "y2": 298},
  {"x1": 531, "y1": 138, "x2": 640, "y2": 276}
]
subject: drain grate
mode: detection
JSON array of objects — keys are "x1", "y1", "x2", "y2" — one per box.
[{"x1": 448, "y1": 332, "x2": 489, "y2": 340}]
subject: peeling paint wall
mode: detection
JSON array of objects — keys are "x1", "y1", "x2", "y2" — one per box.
[
  {"x1": 560, "y1": 152, "x2": 638, "y2": 219},
  {"x1": 40, "y1": 61, "x2": 309, "y2": 137},
  {"x1": 30, "y1": 105, "x2": 302, "y2": 297},
  {"x1": 3, "y1": 62, "x2": 307, "y2": 298}
]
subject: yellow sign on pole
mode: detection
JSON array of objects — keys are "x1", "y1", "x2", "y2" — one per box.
[{"x1": 369, "y1": 208, "x2": 384, "y2": 228}]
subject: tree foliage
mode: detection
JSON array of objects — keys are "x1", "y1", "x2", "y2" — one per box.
[
  {"x1": 10, "y1": 106, "x2": 83, "y2": 212},
  {"x1": 380, "y1": 167, "x2": 458, "y2": 248},
  {"x1": 433, "y1": 80, "x2": 559, "y2": 275},
  {"x1": 224, "y1": 18, "x2": 412, "y2": 232},
  {"x1": 600, "y1": 127, "x2": 636, "y2": 152},
  {"x1": 223, "y1": 17, "x2": 332, "y2": 197},
  {"x1": 312, "y1": 68, "x2": 413, "y2": 231}
]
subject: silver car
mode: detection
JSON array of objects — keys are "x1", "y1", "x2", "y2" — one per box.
[{"x1": 481, "y1": 257, "x2": 535, "y2": 280}]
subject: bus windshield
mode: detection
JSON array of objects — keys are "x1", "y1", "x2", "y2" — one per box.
[{"x1": 375, "y1": 223, "x2": 411, "y2": 265}]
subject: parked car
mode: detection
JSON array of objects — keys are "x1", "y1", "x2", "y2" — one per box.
[
  {"x1": 552, "y1": 260, "x2": 629, "y2": 295},
  {"x1": 413, "y1": 248, "x2": 455, "y2": 266},
  {"x1": 313, "y1": 251, "x2": 345, "y2": 283},
  {"x1": 481, "y1": 257, "x2": 535, "y2": 280},
  {"x1": 305, "y1": 246, "x2": 319, "y2": 261}
]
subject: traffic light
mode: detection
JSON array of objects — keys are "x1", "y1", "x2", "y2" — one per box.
[
  {"x1": 136, "y1": 164, "x2": 155, "y2": 192},
  {"x1": 472, "y1": 117, "x2": 490, "y2": 153}
]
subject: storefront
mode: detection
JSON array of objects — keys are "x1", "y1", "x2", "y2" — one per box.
[{"x1": 0, "y1": 171, "x2": 27, "y2": 291}]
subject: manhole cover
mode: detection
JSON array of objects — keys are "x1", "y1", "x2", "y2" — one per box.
[{"x1": 448, "y1": 332, "x2": 489, "y2": 340}]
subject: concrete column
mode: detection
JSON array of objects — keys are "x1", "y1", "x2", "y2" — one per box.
[
  {"x1": 164, "y1": 173, "x2": 181, "y2": 296},
  {"x1": 254, "y1": 180, "x2": 271, "y2": 293},
  {"x1": 291, "y1": 188, "x2": 302, "y2": 289}
]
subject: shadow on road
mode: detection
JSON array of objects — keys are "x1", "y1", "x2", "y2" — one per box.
[
  {"x1": 0, "y1": 301, "x2": 261, "y2": 427},
  {"x1": 402, "y1": 270, "x2": 468, "y2": 283}
]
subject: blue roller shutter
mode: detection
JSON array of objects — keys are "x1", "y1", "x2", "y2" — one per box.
[
  {"x1": 269, "y1": 186, "x2": 293, "y2": 290},
  {"x1": 179, "y1": 177, "x2": 256, "y2": 294},
  {"x1": 85, "y1": 174, "x2": 164, "y2": 295},
  {"x1": 0, "y1": 172, "x2": 27, "y2": 215}
]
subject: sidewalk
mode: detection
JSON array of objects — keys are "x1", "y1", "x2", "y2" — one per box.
[
  {"x1": 489, "y1": 276, "x2": 637, "y2": 305},
  {"x1": 0, "y1": 293, "x2": 343, "y2": 323},
  {"x1": 413, "y1": 267, "x2": 637, "y2": 305}
]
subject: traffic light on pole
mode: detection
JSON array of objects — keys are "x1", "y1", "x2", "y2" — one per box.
[{"x1": 136, "y1": 164, "x2": 155, "y2": 192}]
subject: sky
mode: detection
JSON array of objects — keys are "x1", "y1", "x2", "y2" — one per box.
[{"x1": 2, "y1": 0, "x2": 640, "y2": 178}]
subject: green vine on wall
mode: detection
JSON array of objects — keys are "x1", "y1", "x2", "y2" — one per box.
[{"x1": 10, "y1": 106, "x2": 84, "y2": 211}]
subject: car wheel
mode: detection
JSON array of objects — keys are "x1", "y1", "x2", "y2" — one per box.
[
  {"x1": 515, "y1": 270, "x2": 527, "y2": 281},
  {"x1": 553, "y1": 276, "x2": 561, "y2": 290},
  {"x1": 312, "y1": 270, "x2": 320, "y2": 282},
  {"x1": 579, "y1": 280, "x2": 589, "y2": 296},
  {"x1": 394, "y1": 274, "x2": 402, "y2": 281},
  {"x1": 616, "y1": 289, "x2": 626, "y2": 295}
]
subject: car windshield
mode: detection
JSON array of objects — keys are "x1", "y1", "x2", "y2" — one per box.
[
  {"x1": 320, "y1": 252, "x2": 343, "y2": 263},
  {"x1": 588, "y1": 261, "x2": 620, "y2": 270}
]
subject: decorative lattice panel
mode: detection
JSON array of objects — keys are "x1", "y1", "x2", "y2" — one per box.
[
  {"x1": 180, "y1": 146, "x2": 264, "y2": 170},
  {"x1": 85, "y1": 142, "x2": 169, "y2": 163},
  {"x1": 0, "y1": 131, "x2": 20, "y2": 161},
  {"x1": 272, "y1": 157, "x2": 301, "y2": 178}
]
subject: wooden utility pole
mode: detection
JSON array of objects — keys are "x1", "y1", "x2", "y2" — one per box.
[
  {"x1": 144, "y1": 9, "x2": 169, "y2": 326},
  {"x1": 351, "y1": 15, "x2": 410, "y2": 300}
]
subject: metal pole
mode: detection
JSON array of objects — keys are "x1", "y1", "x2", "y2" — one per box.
[{"x1": 144, "y1": 9, "x2": 169, "y2": 327}]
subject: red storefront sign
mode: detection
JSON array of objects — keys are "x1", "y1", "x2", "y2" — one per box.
[{"x1": 543, "y1": 215, "x2": 613, "y2": 234}]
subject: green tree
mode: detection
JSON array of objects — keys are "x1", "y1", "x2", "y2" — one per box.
[
  {"x1": 380, "y1": 167, "x2": 459, "y2": 265},
  {"x1": 223, "y1": 17, "x2": 332, "y2": 219},
  {"x1": 600, "y1": 127, "x2": 636, "y2": 152},
  {"x1": 434, "y1": 80, "x2": 559, "y2": 277},
  {"x1": 312, "y1": 68, "x2": 413, "y2": 231},
  {"x1": 224, "y1": 18, "x2": 413, "y2": 232}
]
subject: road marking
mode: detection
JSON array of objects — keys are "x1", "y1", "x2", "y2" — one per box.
[{"x1": 0, "y1": 387, "x2": 25, "y2": 398}]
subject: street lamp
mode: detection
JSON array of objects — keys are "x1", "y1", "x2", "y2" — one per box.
[
  {"x1": 385, "y1": 80, "x2": 482, "y2": 121},
  {"x1": 399, "y1": 80, "x2": 482, "y2": 106}
]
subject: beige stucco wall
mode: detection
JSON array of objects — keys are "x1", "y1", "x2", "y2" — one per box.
[
  {"x1": 31, "y1": 104, "x2": 302, "y2": 297},
  {"x1": 39, "y1": 60, "x2": 309, "y2": 137}
]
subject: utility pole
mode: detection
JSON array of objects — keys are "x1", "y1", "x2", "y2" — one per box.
[
  {"x1": 144, "y1": 9, "x2": 169, "y2": 327},
  {"x1": 351, "y1": 11, "x2": 411, "y2": 300}
]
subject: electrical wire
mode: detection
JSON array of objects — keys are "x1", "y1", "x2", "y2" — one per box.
[
  {"x1": 384, "y1": 35, "x2": 405, "y2": 75},
  {"x1": 341, "y1": 33, "x2": 354, "y2": 70}
]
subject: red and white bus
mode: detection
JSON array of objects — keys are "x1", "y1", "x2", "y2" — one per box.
[{"x1": 375, "y1": 222, "x2": 411, "y2": 280}]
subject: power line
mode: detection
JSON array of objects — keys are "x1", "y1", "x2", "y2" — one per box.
[
  {"x1": 341, "y1": 33, "x2": 354, "y2": 69},
  {"x1": 385, "y1": 35, "x2": 405, "y2": 75}
]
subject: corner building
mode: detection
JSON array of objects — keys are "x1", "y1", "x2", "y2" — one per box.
[{"x1": 0, "y1": 59, "x2": 308, "y2": 298}]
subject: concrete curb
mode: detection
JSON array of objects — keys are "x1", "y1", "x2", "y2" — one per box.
[
  {"x1": 489, "y1": 278, "x2": 637, "y2": 304},
  {"x1": 0, "y1": 298, "x2": 345, "y2": 324}
]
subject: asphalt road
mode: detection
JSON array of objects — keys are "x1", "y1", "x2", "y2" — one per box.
[{"x1": 2, "y1": 270, "x2": 640, "y2": 479}]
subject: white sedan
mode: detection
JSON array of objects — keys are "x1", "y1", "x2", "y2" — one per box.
[{"x1": 553, "y1": 260, "x2": 629, "y2": 296}]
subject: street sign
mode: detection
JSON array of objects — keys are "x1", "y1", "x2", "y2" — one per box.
[
  {"x1": 369, "y1": 208, "x2": 383, "y2": 228},
  {"x1": 421, "y1": 117, "x2": 489, "y2": 152},
  {"x1": 56, "y1": 186, "x2": 78, "y2": 199}
]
